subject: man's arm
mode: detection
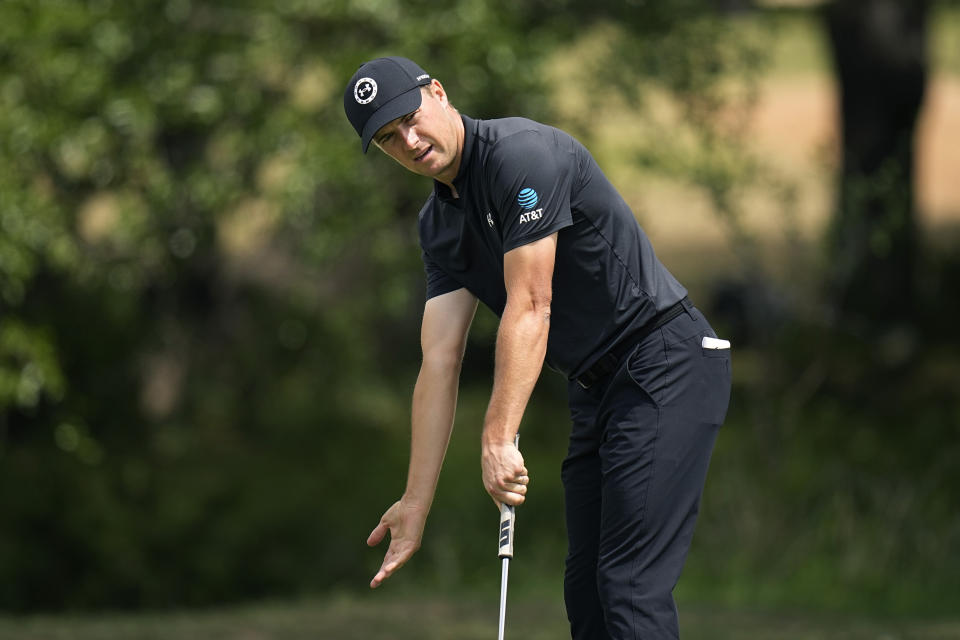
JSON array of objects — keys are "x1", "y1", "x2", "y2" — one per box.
[
  {"x1": 366, "y1": 287, "x2": 477, "y2": 588},
  {"x1": 481, "y1": 232, "x2": 558, "y2": 508}
]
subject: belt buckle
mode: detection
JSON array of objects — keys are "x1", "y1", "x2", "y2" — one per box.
[{"x1": 576, "y1": 352, "x2": 617, "y2": 390}]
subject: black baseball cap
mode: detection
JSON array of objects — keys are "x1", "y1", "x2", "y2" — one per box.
[{"x1": 343, "y1": 57, "x2": 433, "y2": 153}]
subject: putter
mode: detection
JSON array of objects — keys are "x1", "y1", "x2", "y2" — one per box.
[{"x1": 497, "y1": 434, "x2": 519, "y2": 640}]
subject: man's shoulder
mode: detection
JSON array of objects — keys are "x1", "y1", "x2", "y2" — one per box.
[
  {"x1": 479, "y1": 116, "x2": 553, "y2": 134},
  {"x1": 473, "y1": 117, "x2": 584, "y2": 185},
  {"x1": 477, "y1": 117, "x2": 573, "y2": 162},
  {"x1": 478, "y1": 115, "x2": 547, "y2": 135},
  {"x1": 477, "y1": 116, "x2": 562, "y2": 148}
]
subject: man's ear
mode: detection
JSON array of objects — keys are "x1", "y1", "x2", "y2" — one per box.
[{"x1": 428, "y1": 79, "x2": 448, "y2": 106}]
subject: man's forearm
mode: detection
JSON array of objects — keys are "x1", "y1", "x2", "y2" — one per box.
[
  {"x1": 403, "y1": 358, "x2": 461, "y2": 509},
  {"x1": 482, "y1": 302, "x2": 550, "y2": 445}
]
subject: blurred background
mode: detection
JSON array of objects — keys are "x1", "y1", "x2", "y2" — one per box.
[{"x1": 1, "y1": 0, "x2": 959, "y2": 637}]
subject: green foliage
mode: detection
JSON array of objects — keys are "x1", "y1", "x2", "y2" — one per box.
[
  {"x1": 0, "y1": 321, "x2": 64, "y2": 411},
  {"x1": 0, "y1": 0, "x2": 767, "y2": 610},
  {"x1": 0, "y1": 0, "x2": 551, "y2": 611},
  {"x1": 1, "y1": 0, "x2": 956, "y2": 618}
]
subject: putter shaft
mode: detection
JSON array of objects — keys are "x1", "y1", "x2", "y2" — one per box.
[
  {"x1": 497, "y1": 434, "x2": 519, "y2": 640},
  {"x1": 498, "y1": 557, "x2": 510, "y2": 640}
]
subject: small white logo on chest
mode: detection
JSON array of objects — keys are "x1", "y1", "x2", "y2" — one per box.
[{"x1": 487, "y1": 212, "x2": 495, "y2": 228}]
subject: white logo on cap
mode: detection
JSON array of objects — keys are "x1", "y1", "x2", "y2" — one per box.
[{"x1": 354, "y1": 77, "x2": 377, "y2": 104}]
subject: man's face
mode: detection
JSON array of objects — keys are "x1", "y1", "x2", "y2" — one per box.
[{"x1": 372, "y1": 81, "x2": 462, "y2": 184}]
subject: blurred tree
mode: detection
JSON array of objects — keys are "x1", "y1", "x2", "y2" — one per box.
[
  {"x1": 823, "y1": 0, "x2": 929, "y2": 332},
  {"x1": 0, "y1": 0, "x2": 765, "y2": 610}
]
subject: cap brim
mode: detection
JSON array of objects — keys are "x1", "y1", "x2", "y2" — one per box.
[{"x1": 360, "y1": 87, "x2": 424, "y2": 153}]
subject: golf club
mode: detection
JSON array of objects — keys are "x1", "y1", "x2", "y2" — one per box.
[{"x1": 497, "y1": 434, "x2": 519, "y2": 640}]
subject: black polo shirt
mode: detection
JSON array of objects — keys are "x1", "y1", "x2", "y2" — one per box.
[{"x1": 419, "y1": 115, "x2": 687, "y2": 379}]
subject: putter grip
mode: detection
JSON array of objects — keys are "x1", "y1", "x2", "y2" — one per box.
[
  {"x1": 498, "y1": 502, "x2": 515, "y2": 559},
  {"x1": 498, "y1": 433, "x2": 520, "y2": 559}
]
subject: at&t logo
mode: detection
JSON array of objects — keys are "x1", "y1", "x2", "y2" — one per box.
[
  {"x1": 517, "y1": 187, "x2": 539, "y2": 209},
  {"x1": 517, "y1": 187, "x2": 542, "y2": 224}
]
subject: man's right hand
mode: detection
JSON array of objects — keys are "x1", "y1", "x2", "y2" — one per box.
[
  {"x1": 366, "y1": 498, "x2": 429, "y2": 589},
  {"x1": 481, "y1": 438, "x2": 529, "y2": 509}
]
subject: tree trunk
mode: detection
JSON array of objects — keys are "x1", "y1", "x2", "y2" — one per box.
[{"x1": 823, "y1": 0, "x2": 929, "y2": 331}]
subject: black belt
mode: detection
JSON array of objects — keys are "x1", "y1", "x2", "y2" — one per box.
[{"x1": 575, "y1": 297, "x2": 693, "y2": 390}]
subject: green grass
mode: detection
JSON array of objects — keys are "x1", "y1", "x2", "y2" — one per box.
[{"x1": 1, "y1": 593, "x2": 959, "y2": 640}]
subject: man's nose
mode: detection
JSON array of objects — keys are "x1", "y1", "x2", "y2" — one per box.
[{"x1": 399, "y1": 125, "x2": 419, "y2": 149}]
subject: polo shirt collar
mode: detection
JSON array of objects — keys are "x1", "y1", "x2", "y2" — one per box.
[{"x1": 434, "y1": 114, "x2": 477, "y2": 203}]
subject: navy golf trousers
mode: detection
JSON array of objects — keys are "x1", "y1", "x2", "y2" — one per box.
[{"x1": 562, "y1": 304, "x2": 731, "y2": 639}]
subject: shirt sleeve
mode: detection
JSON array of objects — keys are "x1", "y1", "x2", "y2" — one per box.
[
  {"x1": 485, "y1": 128, "x2": 575, "y2": 253},
  {"x1": 422, "y1": 249, "x2": 462, "y2": 300}
]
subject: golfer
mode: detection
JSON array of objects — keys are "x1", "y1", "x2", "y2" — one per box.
[{"x1": 344, "y1": 56, "x2": 732, "y2": 639}]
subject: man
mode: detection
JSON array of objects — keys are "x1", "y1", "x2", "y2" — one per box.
[{"x1": 343, "y1": 56, "x2": 731, "y2": 639}]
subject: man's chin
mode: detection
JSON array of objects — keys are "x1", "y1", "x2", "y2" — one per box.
[{"x1": 412, "y1": 158, "x2": 450, "y2": 180}]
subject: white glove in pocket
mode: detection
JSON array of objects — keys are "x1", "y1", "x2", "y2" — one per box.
[{"x1": 701, "y1": 336, "x2": 731, "y2": 350}]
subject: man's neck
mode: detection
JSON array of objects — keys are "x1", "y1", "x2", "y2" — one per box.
[{"x1": 436, "y1": 113, "x2": 465, "y2": 197}]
